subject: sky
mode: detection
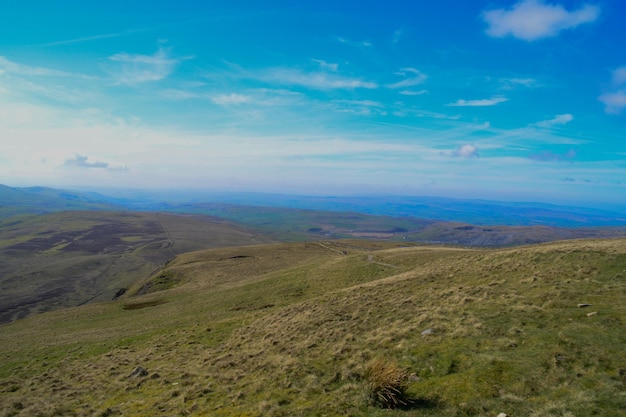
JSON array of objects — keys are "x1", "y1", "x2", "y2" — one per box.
[{"x1": 0, "y1": 0, "x2": 625, "y2": 208}]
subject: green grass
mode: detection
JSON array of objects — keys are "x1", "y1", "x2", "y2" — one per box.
[{"x1": 0, "y1": 239, "x2": 625, "y2": 416}]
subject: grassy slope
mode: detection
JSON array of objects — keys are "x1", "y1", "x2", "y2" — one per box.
[
  {"x1": 1, "y1": 239, "x2": 625, "y2": 416},
  {"x1": 0, "y1": 211, "x2": 275, "y2": 322}
]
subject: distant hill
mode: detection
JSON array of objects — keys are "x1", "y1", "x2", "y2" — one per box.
[
  {"x1": 1, "y1": 238, "x2": 624, "y2": 416},
  {"x1": 0, "y1": 210, "x2": 275, "y2": 323},
  {"x1": 154, "y1": 192, "x2": 626, "y2": 227},
  {"x1": 3, "y1": 184, "x2": 625, "y2": 227},
  {"x1": 2, "y1": 183, "x2": 625, "y2": 248},
  {"x1": 0, "y1": 184, "x2": 124, "y2": 218},
  {"x1": 125, "y1": 201, "x2": 626, "y2": 246}
]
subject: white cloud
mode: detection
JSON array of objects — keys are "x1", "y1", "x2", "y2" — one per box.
[
  {"x1": 108, "y1": 47, "x2": 191, "y2": 84},
  {"x1": 447, "y1": 97, "x2": 509, "y2": 107},
  {"x1": 387, "y1": 68, "x2": 428, "y2": 89},
  {"x1": 536, "y1": 113, "x2": 574, "y2": 127},
  {"x1": 259, "y1": 68, "x2": 377, "y2": 90},
  {"x1": 599, "y1": 91, "x2": 626, "y2": 114},
  {"x1": 453, "y1": 144, "x2": 480, "y2": 158},
  {"x1": 483, "y1": 0, "x2": 600, "y2": 41},
  {"x1": 599, "y1": 66, "x2": 626, "y2": 114},
  {"x1": 399, "y1": 89, "x2": 428, "y2": 96},
  {"x1": 64, "y1": 154, "x2": 128, "y2": 171}
]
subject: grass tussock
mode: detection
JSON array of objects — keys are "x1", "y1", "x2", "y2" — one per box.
[{"x1": 366, "y1": 358, "x2": 411, "y2": 408}]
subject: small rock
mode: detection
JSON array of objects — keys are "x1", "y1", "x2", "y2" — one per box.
[
  {"x1": 497, "y1": 413, "x2": 509, "y2": 417},
  {"x1": 578, "y1": 303, "x2": 591, "y2": 308},
  {"x1": 129, "y1": 366, "x2": 148, "y2": 378},
  {"x1": 421, "y1": 328, "x2": 434, "y2": 336},
  {"x1": 586, "y1": 311, "x2": 598, "y2": 317}
]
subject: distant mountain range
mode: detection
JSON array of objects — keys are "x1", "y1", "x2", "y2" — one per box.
[{"x1": 2, "y1": 184, "x2": 624, "y2": 228}]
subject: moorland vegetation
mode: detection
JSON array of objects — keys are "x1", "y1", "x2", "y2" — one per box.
[{"x1": 1, "y1": 238, "x2": 625, "y2": 416}]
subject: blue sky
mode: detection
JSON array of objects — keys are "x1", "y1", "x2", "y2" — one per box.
[{"x1": 0, "y1": 0, "x2": 625, "y2": 208}]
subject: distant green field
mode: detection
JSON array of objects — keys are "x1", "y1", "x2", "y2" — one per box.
[{"x1": 1, "y1": 238, "x2": 624, "y2": 416}]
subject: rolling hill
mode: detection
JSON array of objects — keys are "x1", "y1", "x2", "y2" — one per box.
[
  {"x1": 0, "y1": 185, "x2": 124, "y2": 219},
  {"x1": 0, "y1": 211, "x2": 275, "y2": 323},
  {"x1": 1, "y1": 238, "x2": 624, "y2": 416}
]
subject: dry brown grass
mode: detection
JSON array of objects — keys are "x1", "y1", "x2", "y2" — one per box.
[{"x1": 366, "y1": 357, "x2": 411, "y2": 408}]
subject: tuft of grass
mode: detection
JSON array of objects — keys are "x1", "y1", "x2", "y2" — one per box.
[{"x1": 366, "y1": 358, "x2": 411, "y2": 409}]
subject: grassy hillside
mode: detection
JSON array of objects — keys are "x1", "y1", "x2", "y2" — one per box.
[
  {"x1": 0, "y1": 211, "x2": 275, "y2": 323},
  {"x1": 1, "y1": 238, "x2": 624, "y2": 416}
]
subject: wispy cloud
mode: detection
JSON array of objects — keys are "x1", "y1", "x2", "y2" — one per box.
[
  {"x1": 36, "y1": 28, "x2": 147, "y2": 47},
  {"x1": 0, "y1": 57, "x2": 100, "y2": 105},
  {"x1": 387, "y1": 68, "x2": 428, "y2": 89},
  {"x1": 483, "y1": 0, "x2": 600, "y2": 41},
  {"x1": 392, "y1": 29, "x2": 404, "y2": 45},
  {"x1": 611, "y1": 66, "x2": 626, "y2": 85},
  {"x1": 64, "y1": 154, "x2": 128, "y2": 171},
  {"x1": 530, "y1": 149, "x2": 576, "y2": 162},
  {"x1": 599, "y1": 66, "x2": 626, "y2": 114},
  {"x1": 331, "y1": 99, "x2": 386, "y2": 116},
  {"x1": 0, "y1": 56, "x2": 93, "y2": 79},
  {"x1": 258, "y1": 67, "x2": 377, "y2": 90},
  {"x1": 399, "y1": 89, "x2": 428, "y2": 96},
  {"x1": 312, "y1": 59, "x2": 338, "y2": 72},
  {"x1": 536, "y1": 113, "x2": 574, "y2": 127},
  {"x1": 335, "y1": 36, "x2": 372, "y2": 48},
  {"x1": 108, "y1": 47, "x2": 191, "y2": 84},
  {"x1": 211, "y1": 93, "x2": 252, "y2": 106},
  {"x1": 447, "y1": 96, "x2": 508, "y2": 107},
  {"x1": 160, "y1": 89, "x2": 202, "y2": 100},
  {"x1": 499, "y1": 77, "x2": 538, "y2": 89}
]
